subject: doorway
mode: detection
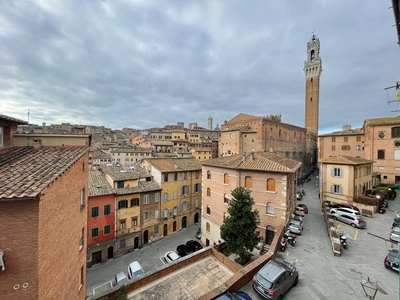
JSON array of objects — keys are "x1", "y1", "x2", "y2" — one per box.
[
  {"x1": 163, "y1": 224, "x2": 168, "y2": 236},
  {"x1": 107, "y1": 247, "x2": 113, "y2": 260},
  {"x1": 134, "y1": 237, "x2": 139, "y2": 249},
  {"x1": 173, "y1": 221, "x2": 177, "y2": 232},
  {"x1": 182, "y1": 217, "x2": 187, "y2": 228},
  {"x1": 143, "y1": 230, "x2": 149, "y2": 244},
  {"x1": 206, "y1": 239, "x2": 210, "y2": 247},
  {"x1": 194, "y1": 212, "x2": 199, "y2": 224},
  {"x1": 92, "y1": 251, "x2": 102, "y2": 265},
  {"x1": 265, "y1": 226, "x2": 275, "y2": 245}
]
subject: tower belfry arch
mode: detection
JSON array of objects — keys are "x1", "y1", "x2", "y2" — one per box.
[{"x1": 304, "y1": 34, "x2": 322, "y2": 135}]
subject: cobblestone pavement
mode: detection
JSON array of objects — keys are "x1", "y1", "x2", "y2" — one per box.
[
  {"x1": 242, "y1": 174, "x2": 400, "y2": 300},
  {"x1": 127, "y1": 257, "x2": 233, "y2": 300}
]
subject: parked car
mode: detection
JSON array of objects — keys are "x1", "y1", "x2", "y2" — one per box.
[
  {"x1": 186, "y1": 240, "x2": 203, "y2": 252},
  {"x1": 330, "y1": 208, "x2": 361, "y2": 217},
  {"x1": 164, "y1": 251, "x2": 180, "y2": 263},
  {"x1": 288, "y1": 219, "x2": 303, "y2": 235},
  {"x1": 393, "y1": 218, "x2": 400, "y2": 229},
  {"x1": 389, "y1": 227, "x2": 400, "y2": 242},
  {"x1": 127, "y1": 261, "x2": 144, "y2": 280},
  {"x1": 296, "y1": 204, "x2": 308, "y2": 214},
  {"x1": 327, "y1": 202, "x2": 360, "y2": 212},
  {"x1": 115, "y1": 272, "x2": 128, "y2": 286},
  {"x1": 176, "y1": 244, "x2": 193, "y2": 257},
  {"x1": 215, "y1": 291, "x2": 252, "y2": 300},
  {"x1": 252, "y1": 258, "x2": 299, "y2": 299},
  {"x1": 331, "y1": 213, "x2": 366, "y2": 228},
  {"x1": 384, "y1": 249, "x2": 399, "y2": 272}
]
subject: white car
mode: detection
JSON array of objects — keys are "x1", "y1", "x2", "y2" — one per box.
[
  {"x1": 390, "y1": 227, "x2": 400, "y2": 242},
  {"x1": 164, "y1": 251, "x2": 180, "y2": 263},
  {"x1": 330, "y1": 208, "x2": 360, "y2": 217},
  {"x1": 127, "y1": 261, "x2": 144, "y2": 280}
]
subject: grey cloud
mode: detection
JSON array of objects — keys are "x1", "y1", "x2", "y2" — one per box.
[{"x1": 0, "y1": 0, "x2": 398, "y2": 132}]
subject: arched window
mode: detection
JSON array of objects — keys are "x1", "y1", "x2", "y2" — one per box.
[
  {"x1": 266, "y1": 179, "x2": 275, "y2": 191},
  {"x1": 207, "y1": 170, "x2": 211, "y2": 180},
  {"x1": 206, "y1": 222, "x2": 210, "y2": 232},
  {"x1": 207, "y1": 187, "x2": 211, "y2": 197},
  {"x1": 224, "y1": 173, "x2": 229, "y2": 184},
  {"x1": 270, "y1": 128, "x2": 273, "y2": 138},
  {"x1": 294, "y1": 132, "x2": 296, "y2": 138},
  {"x1": 224, "y1": 193, "x2": 229, "y2": 204},
  {"x1": 206, "y1": 206, "x2": 211, "y2": 215},
  {"x1": 245, "y1": 176, "x2": 252, "y2": 189},
  {"x1": 279, "y1": 129, "x2": 282, "y2": 139},
  {"x1": 266, "y1": 203, "x2": 275, "y2": 214}
]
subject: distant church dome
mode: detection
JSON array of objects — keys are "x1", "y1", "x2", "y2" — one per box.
[{"x1": 214, "y1": 124, "x2": 220, "y2": 131}]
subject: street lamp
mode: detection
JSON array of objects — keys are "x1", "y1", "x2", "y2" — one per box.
[{"x1": 360, "y1": 277, "x2": 378, "y2": 299}]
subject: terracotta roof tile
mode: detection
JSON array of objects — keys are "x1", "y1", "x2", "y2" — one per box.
[
  {"x1": 144, "y1": 158, "x2": 202, "y2": 172},
  {"x1": 88, "y1": 170, "x2": 115, "y2": 197},
  {"x1": 105, "y1": 165, "x2": 151, "y2": 181},
  {"x1": 364, "y1": 115, "x2": 400, "y2": 126},
  {"x1": 0, "y1": 114, "x2": 28, "y2": 124},
  {"x1": 0, "y1": 146, "x2": 88, "y2": 199},
  {"x1": 203, "y1": 152, "x2": 301, "y2": 173},
  {"x1": 319, "y1": 155, "x2": 374, "y2": 165}
]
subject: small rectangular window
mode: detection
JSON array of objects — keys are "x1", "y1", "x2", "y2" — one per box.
[
  {"x1": 104, "y1": 225, "x2": 111, "y2": 234},
  {"x1": 344, "y1": 136, "x2": 348, "y2": 142},
  {"x1": 155, "y1": 193, "x2": 160, "y2": 202},
  {"x1": 332, "y1": 137, "x2": 336, "y2": 142},
  {"x1": 92, "y1": 228, "x2": 99, "y2": 237},
  {"x1": 91, "y1": 207, "x2": 99, "y2": 217},
  {"x1": 331, "y1": 145, "x2": 336, "y2": 151},
  {"x1": 104, "y1": 204, "x2": 111, "y2": 215},
  {"x1": 132, "y1": 217, "x2": 138, "y2": 227},
  {"x1": 117, "y1": 181, "x2": 124, "y2": 189}
]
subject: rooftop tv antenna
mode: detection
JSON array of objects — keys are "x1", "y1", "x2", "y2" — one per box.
[{"x1": 384, "y1": 82, "x2": 400, "y2": 112}]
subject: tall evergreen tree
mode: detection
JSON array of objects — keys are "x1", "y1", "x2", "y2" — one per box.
[{"x1": 220, "y1": 186, "x2": 261, "y2": 265}]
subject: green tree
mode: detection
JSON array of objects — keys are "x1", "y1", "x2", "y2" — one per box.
[{"x1": 220, "y1": 186, "x2": 261, "y2": 265}]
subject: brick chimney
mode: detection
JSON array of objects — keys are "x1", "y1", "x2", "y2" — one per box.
[{"x1": 33, "y1": 139, "x2": 42, "y2": 150}]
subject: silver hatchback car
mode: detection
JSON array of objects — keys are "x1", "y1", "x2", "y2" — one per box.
[
  {"x1": 332, "y1": 213, "x2": 366, "y2": 228},
  {"x1": 252, "y1": 258, "x2": 299, "y2": 299}
]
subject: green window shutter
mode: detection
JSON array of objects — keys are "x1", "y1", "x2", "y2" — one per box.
[
  {"x1": 92, "y1": 207, "x2": 99, "y2": 217},
  {"x1": 104, "y1": 225, "x2": 111, "y2": 234}
]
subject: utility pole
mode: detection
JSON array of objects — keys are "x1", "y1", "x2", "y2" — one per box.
[{"x1": 27, "y1": 109, "x2": 30, "y2": 124}]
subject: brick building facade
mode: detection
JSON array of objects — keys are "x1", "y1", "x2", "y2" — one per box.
[
  {"x1": 0, "y1": 115, "x2": 89, "y2": 300},
  {"x1": 201, "y1": 152, "x2": 301, "y2": 247}
]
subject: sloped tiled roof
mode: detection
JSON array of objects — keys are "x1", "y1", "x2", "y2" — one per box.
[
  {"x1": 111, "y1": 149, "x2": 152, "y2": 153},
  {"x1": 319, "y1": 155, "x2": 374, "y2": 165},
  {"x1": 0, "y1": 114, "x2": 28, "y2": 124},
  {"x1": 0, "y1": 146, "x2": 88, "y2": 199},
  {"x1": 318, "y1": 128, "x2": 364, "y2": 137},
  {"x1": 364, "y1": 116, "x2": 400, "y2": 126},
  {"x1": 106, "y1": 165, "x2": 151, "y2": 181},
  {"x1": 144, "y1": 158, "x2": 202, "y2": 172},
  {"x1": 88, "y1": 170, "x2": 115, "y2": 197},
  {"x1": 115, "y1": 180, "x2": 161, "y2": 195},
  {"x1": 203, "y1": 152, "x2": 301, "y2": 173}
]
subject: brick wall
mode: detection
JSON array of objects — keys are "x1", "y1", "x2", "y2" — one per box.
[
  {"x1": 0, "y1": 200, "x2": 40, "y2": 300},
  {"x1": 37, "y1": 154, "x2": 88, "y2": 300}
]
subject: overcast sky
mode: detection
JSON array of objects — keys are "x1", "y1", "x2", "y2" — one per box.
[{"x1": 1, "y1": 1, "x2": 399, "y2": 133}]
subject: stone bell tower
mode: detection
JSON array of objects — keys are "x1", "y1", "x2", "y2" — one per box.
[{"x1": 304, "y1": 34, "x2": 322, "y2": 135}]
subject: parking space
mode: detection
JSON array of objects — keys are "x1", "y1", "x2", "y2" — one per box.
[{"x1": 241, "y1": 175, "x2": 399, "y2": 300}]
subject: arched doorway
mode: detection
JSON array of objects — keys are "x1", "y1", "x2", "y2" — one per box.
[
  {"x1": 173, "y1": 221, "x2": 177, "y2": 232},
  {"x1": 163, "y1": 224, "x2": 168, "y2": 236},
  {"x1": 194, "y1": 212, "x2": 199, "y2": 224},
  {"x1": 265, "y1": 225, "x2": 275, "y2": 245},
  {"x1": 134, "y1": 237, "x2": 139, "y2": 249},
  {"x1": 107, "y1": 246, "x2": 113, "y2": 260},
  {"x1": 182, "y1": 217, "x2": 187, "y2": 228},
  {"x1": 143, "y1": 230, "x2": 149, "y2": 245}
]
